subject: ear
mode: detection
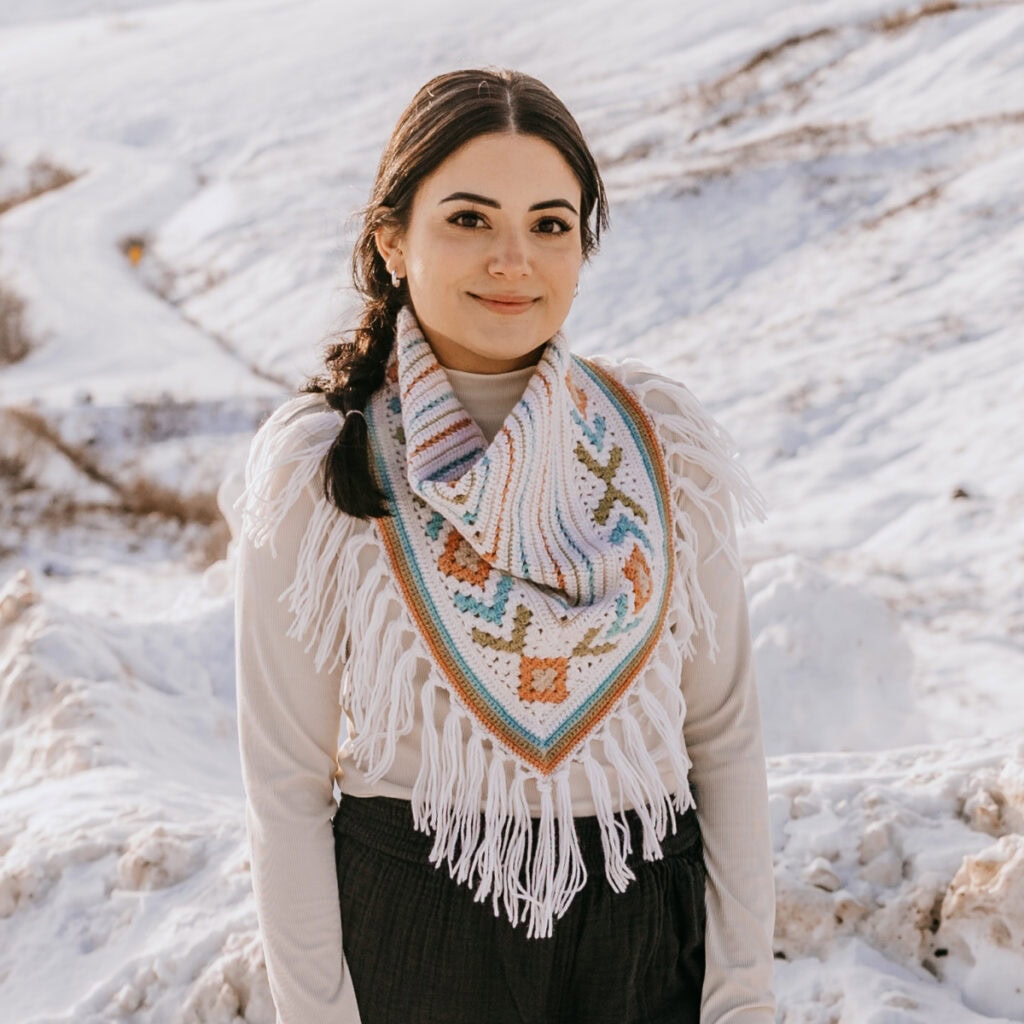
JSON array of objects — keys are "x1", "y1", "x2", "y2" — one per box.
[{"x1": 374, "y1": 224, "x2": 405, "y2": 277}]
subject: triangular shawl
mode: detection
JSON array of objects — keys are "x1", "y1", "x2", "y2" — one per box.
[
  {"x1": 238, "y1": 308, "x2": 764, "y2": 938},
  {"x1": 370, "y1": 308, "x2": 674, "y2": 778}
]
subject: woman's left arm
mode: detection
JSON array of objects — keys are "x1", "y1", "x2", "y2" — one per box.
[{"x1": 681, "y1": 499, "x2": 776, "y2": 1024}]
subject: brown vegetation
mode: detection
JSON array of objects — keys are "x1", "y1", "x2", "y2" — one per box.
[
  {"x1": 119, "y1": 478, "x2": 221, "y2": 525},
  {"x1": 864, "y1": 183, "x2": 945, "y2": 229},
  {"x1": 193, "y1": 517, "x2": 231, "y2": 568},
  {"x1": 0, "y1": 156, "x2": 78, "y2": 217},
  {"x1": 736, "y1": 27, "x2": 836, "y2": 77},
  {"x1": 0, "y1": 281, "x2": 31, "y2": 365},
  {"x1": 0, "y1": 448, "x2": 35, "y2": 493},
  {"x1": 874, "y1": 1, "x2": 961, "y2": 34},
  {"x1": 0, "y1": 406, "x2": 230, "y2": 568},
  {"x1": 2, "y1": 407, "x2": 222, "y2": 526},
  {"x1": 0, "y1": 156, "x2": 79, "y2": 365},
  {"x1": 5, "y1": 407, "x2": 122, "y2": 493}
]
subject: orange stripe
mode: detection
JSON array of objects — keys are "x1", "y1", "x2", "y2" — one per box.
[
  {"x1": 483, "y1": 425, "x2": 515, "y2": 563},
  {"x1": 533, "y1": 422, "x2": 566, "y2": 592},
  {"x1": 370, "y1": 358, "x2": 675, "y2": 775},
  {"x1": 411, "y1": 417, "x2": 474, "y2": 458},
  {"x1": 402, "y1": 361, "x2": 441, "y2": 400}
]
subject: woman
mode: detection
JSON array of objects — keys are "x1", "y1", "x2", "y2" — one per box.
[{"x1": 235, "y1": 68, "x2": 775, "y2": 1024}]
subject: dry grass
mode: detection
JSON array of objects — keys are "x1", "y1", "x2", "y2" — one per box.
[
  {"x1": 0, "y1": 157, "x2": 78, "y2": 217},
  {"x1": 0, "y1": 280, "x2": 32, "y2": 365},
  {"x1": 5, "y1": 407, "x2": 122, "y2": 492},
  {"x1": 701, "y1": 0, "x2": 974, "y2": 117},
  {"x1": 192, "y1": 518, "x2": 231, "y2": 568},
  {"x1": 0, "y1": 411, "x2": 42, "y2": 491},
  {"x1": 864, "y1": 183, "x2": 945, "y2": 228},
  {"x1": 874, "y1": 1, "x2": 961, "y2": 33},
  {"x1": 3, "y1": 407, "x2": 222, "y2": 526},
  {"x1": 0, "y1": 156, "x2": 79, "y2": 365},
  {"x1": 0, "y1": 153, "x2": 229, "y2": 568},
  {"x1": 735, "y1": 27, "x2": 836, "y2": 77},
  {"x1": 1, "y1": 406, "x2": 230, "y2": 568},
  {"x1": 0, "y1": 450, "x2": 35, "y2": 493},
  {"x1": 119, "y1": 478, "x2": 221, "y2": 525}
]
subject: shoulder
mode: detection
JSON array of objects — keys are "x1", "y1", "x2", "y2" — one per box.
[
  {"x1": 250, "y1": 391, "x2": 339, "y2": 453},
  {"x1": 237, "y1": 392, "x2": 341, "y2": 551},
  {"x1": 586, "y1": 353, "x2": 766, "y2": 534},
  {"x1": 244, "y1": 392, "x2": 341, "y2": 486},
  {"x1": 586, "y1": 355, "x2": 741, "y2": 480},
  {"x1": 584, "y1": 352, "x2": 729, "y2": 432}
]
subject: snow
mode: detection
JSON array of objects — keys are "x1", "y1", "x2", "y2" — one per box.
[{"x1": 1, "y1": 0, "x2": 1022, "y2": 1020}]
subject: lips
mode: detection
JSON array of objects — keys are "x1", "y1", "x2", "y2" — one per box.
[{"x1": 470, "y1": 293, "x2": 538, "y2": 315}]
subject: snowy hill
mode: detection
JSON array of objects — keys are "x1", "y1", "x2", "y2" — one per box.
[{"x1": 1, "y1": 0, "x2": 1022, "y2": 1020}]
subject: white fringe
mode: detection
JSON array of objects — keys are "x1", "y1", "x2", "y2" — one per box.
[
  {"x1": 237, "y1": 395, "x2": 340, "y2": 558},
  {"x1": 234, "y1": 369, "x2": 764, "y2": 940},
  {"x1": 599, "y1": 358, "x2": 766, "y2": 658}
]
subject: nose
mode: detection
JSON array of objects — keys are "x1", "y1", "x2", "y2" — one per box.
[{"x1": 487, "y1": 227, "x2": 531, "y2": 278}]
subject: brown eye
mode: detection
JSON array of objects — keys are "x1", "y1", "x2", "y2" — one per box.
[
  {"x1": 535, "y1": 217, "x2": 572, "y2": 235},
  {"x1": 448, "y1": 211, "x2": 487, "y2": 229}
]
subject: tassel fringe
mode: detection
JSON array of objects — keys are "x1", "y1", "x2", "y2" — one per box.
[
  {"x1": 235, "y1": 369, "x2": 763, "y2": 939},
  {"x1": 597, "y1": 358, "x2": 766, "y2": 658}
]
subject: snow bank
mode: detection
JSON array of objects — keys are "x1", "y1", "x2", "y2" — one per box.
[
  {"x1": 3, "y1": 568, "x2": 1023, "y2": 1022},
  {"x1": 771, "y1": 740, "x2": 1024, "y2": 1021},
  {"x1": 0, "y1": 570, "x2": 272, "y2": 1023},
  {"x1": 749, "y1": 555, "x2": 926, "y2": 755}
]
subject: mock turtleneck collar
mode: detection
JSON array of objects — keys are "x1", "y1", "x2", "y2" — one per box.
[{"x1": 441, "y1": 363, "x2": 536, "y2": 445}]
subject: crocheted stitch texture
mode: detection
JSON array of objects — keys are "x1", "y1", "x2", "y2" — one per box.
[
  {"x1": 237, "y1": 307, "x2": 764, "y2": 938},
  {"x1": 369, "y1": 309, "x2": 674, "y2": 776}
]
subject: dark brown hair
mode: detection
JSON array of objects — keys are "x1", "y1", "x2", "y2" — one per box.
[{"x1": 304, "y1": 68, "x2": 609, "y2": 518}]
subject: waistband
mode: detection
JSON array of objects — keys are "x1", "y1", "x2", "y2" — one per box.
[{"x1": 332, "y1": 793, "x2": 702, "y2": 876}]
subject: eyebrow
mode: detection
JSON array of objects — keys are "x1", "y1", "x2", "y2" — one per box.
[{"x1": 439, "y1": 191, "x2": 579, "y2": 215}]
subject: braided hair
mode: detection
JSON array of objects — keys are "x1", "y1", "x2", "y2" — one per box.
[{"x1": 303, "y1": 68, "x2": 609, "y2": 518}]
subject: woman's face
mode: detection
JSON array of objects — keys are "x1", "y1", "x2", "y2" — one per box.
[{"x1": 377, "y1": 132, "x2": 585, "y2": 374}]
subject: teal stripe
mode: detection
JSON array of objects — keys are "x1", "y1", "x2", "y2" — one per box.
[{"x1": 368, "y1": 359, "x2": 672, "y2": 755}]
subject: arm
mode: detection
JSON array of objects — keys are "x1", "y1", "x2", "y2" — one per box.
[
  {"x1": 235, "y1": 412, "x2": 363, "y2": 1023},
  {"x1": 604, "y1": 355, "x2": 776, "y2": 1022},
  {"x1": 682, "y1": 499, "x2": 776, "y2": 1024}
]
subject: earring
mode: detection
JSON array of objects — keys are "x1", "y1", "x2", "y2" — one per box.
[
  {"x1": 390, "y1": 267, "x2": 402, "y2": 288},
  {"x1": 573, "y1": 281, "x2": 579, "y2": 298}
]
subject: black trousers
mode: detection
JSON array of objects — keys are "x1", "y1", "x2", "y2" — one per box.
[{"x1": 332, "y1": 794, "x2": 706, "y2": 1024}]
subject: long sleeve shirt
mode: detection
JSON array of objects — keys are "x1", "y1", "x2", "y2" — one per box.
[{"x1": 234, "y1": 361, "x2": 775, "y2": 1023}]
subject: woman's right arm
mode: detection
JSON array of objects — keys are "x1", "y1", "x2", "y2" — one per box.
[{"x1": 234, "y1": 406, "x2": 363, "y2": 1024}]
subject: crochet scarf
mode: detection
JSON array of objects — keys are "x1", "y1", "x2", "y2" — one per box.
[
  {"x1": 370, "y1": 308, "x2": 674, "y2": 777},
  {"x1": 240, "y1": 307, "x2": 762, "y2": 939}
]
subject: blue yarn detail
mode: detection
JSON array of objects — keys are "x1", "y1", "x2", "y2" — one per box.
[
  {"x1": 571, "y1": 409, "x2": 606, "y2": 450},
  {"x1": 606, "y1": 593, "x2": 642, "y2": 638},
  {"x1": 610, "y1": 514, "x2": 653, "y2": 552},
  {"x1": 453, "y1": 575, "x2": 514, "y2": 624}
]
